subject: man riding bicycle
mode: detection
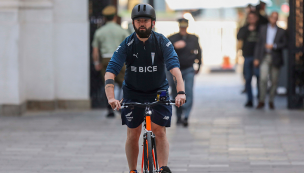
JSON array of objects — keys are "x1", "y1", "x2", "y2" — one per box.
[{"x1": 104, "y1": 3, "x2": 186, "y2": 173}]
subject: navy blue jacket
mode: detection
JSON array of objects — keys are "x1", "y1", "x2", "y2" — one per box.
[{"x1": 106, "y1": 31, "x2": 180, "y2": 99}]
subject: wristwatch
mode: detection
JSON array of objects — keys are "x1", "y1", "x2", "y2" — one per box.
[{"x1": 177, "y1": 91, "x2": 186, "y2": 96}]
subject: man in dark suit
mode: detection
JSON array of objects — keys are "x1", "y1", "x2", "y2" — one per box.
[{"x1": 254, "y1": 11, "x2": 287, "y2": 109}]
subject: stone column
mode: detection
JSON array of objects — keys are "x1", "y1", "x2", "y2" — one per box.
[
  {"x1": 0, "y1": 0, "x2": 90, "y2": 115},
  {"x1": 19, "y1": 0, "x2": 56, "y2": 110},
  {"x1": 0, "y1": 0, "x2": 25, "y2": 115},
  {"x1": 53, "y1": 0, "x2": 90, "y2": 109}
]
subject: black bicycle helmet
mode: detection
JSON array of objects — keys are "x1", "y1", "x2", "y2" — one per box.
[{"x1": 131, "y1": 3, "x2": 156, "y2": 21}]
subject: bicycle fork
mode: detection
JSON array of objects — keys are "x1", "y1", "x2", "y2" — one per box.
[{"x1": 141, "y1": 107, "x2": 159, "y2": 173}]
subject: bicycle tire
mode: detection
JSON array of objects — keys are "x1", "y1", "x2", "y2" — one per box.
[
  {"x1": 144, "y1": 137, "x2": 148, "y2": 172},
  {"x1": 152, "y1": 136, "x2": 159, "y2": 170},
  {"x1": 147, "y1": 132, "x2": 154, "y2": 173}
]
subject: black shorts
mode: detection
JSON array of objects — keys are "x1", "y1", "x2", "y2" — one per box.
[{"x1": 121, "y1": 97, "x2": 172, "y2": 128}]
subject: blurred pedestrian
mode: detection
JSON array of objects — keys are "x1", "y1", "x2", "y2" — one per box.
[
  {"x1": 92, "y1": 5, "x2": 129, "y2": 117},
  {"x1": 254, "y1": 12, "x2": 287, "y2": 109},
  {"x1": 237, "y1": 11, "x2": 260, "y2": 107},
  {"x1": 237, "y1": 4, "x2": 255, "y2": 94},
  {"x1": 256, "y1": 1, "x2": 268, "y2": 26},
  {"x1": 167, "y1": 18, "x2": 202, "y2": 127},
  {"x1": 238, "y1": 4, "x2": 254, "y2": 28}
]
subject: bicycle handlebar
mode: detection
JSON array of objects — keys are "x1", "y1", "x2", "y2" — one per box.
[{"x1": 121, "y1": 100, "x2": 176, "y2": 109}]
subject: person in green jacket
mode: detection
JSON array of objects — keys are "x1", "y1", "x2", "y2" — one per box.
[{"x1": 92, "y1": 5, "x2": 129, "y2": 117}]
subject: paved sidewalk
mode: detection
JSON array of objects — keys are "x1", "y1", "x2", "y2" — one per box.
[{"x1": 0, "y1": 73, "x2": 303, "y2": 173}]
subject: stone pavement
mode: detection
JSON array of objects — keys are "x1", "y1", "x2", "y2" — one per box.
[{"x1": 0, "y1": 73, "x2": 303, "y2": 173}]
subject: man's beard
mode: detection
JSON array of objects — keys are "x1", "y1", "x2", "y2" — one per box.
[{"x1": 134, "y1": 25, "x2": 152, "y2": 38}]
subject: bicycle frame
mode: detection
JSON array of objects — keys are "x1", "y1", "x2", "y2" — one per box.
[{"x1": 120, "y1": 100, "x2": 176, "y2": 173}]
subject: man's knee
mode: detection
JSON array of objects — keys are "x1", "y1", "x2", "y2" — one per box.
[
  {"x1": 259, "y1": 73, "x2": 267, "y2": 81},
  {"x1": 260, "y1": 75, "x2": 268, "y2": 83},
  {"x1": 244, "y1": 74, "x2": 252, "y2": 81},
  {"x1": 271, "y1": 79, "x2": 278, "y2": 86},
  {"x1": 127, "y1": 125, "x2": 142, "y2": 141},
  {"x1": 152, "y1": 123, "x2": 166, "y2": 138}
]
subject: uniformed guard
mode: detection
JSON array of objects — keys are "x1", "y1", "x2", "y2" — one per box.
[
  {"x1": 92, "y1": 5, "x2": 129, "y2": 117},
  {"x1": 167, "y1": 18, "x2": 202, "y2": 127}
]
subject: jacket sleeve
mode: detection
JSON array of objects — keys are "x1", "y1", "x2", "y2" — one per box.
[
  {"x1": 92, "y1": 30, "x2": 100, "y2": 48},
  {"x1": 161, "y1": 35, "x2": 180, "y2": 71},
  {"x1": 254, "y1": 26, "x2": 263, "y2": 61},
  {"x1": 168, "y1": 35, "x2": 178, "y2": 51},
  {"x1": 273, "y1": 29, "x2": 287, "y2": 51},
  {"x1": 237, "y1": 26, "x2": 247, "y2": 40},
  {"x1": 195, "y1": 36, "x2": 202, "y2": 66},
  {"x1": 106, "y1": 40, "x2": 127, "y2": 76}
]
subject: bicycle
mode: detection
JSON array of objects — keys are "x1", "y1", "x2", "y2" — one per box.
[{"x1": 120, "y1": 90, "x2": 176, "y2": 173}]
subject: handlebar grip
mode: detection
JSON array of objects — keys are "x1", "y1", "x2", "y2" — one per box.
[{"x1": 121, "y1": 105, "x2": 128, "y2": 109}]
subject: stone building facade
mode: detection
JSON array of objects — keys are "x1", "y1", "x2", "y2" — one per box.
[{"x1": 0, "y1": 0, "x2": 90, "y2": 115}]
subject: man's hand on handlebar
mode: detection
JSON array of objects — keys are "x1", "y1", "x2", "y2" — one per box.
[
  {"x1": 108, "y1": 98, "x2": 121, "y2": 110},
  {"x1": 175, "y1": 94, "x2": 186, "y2": 108},
  {"x1": 116, "y1": 98, "x2": 186, "y2": 110}
]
